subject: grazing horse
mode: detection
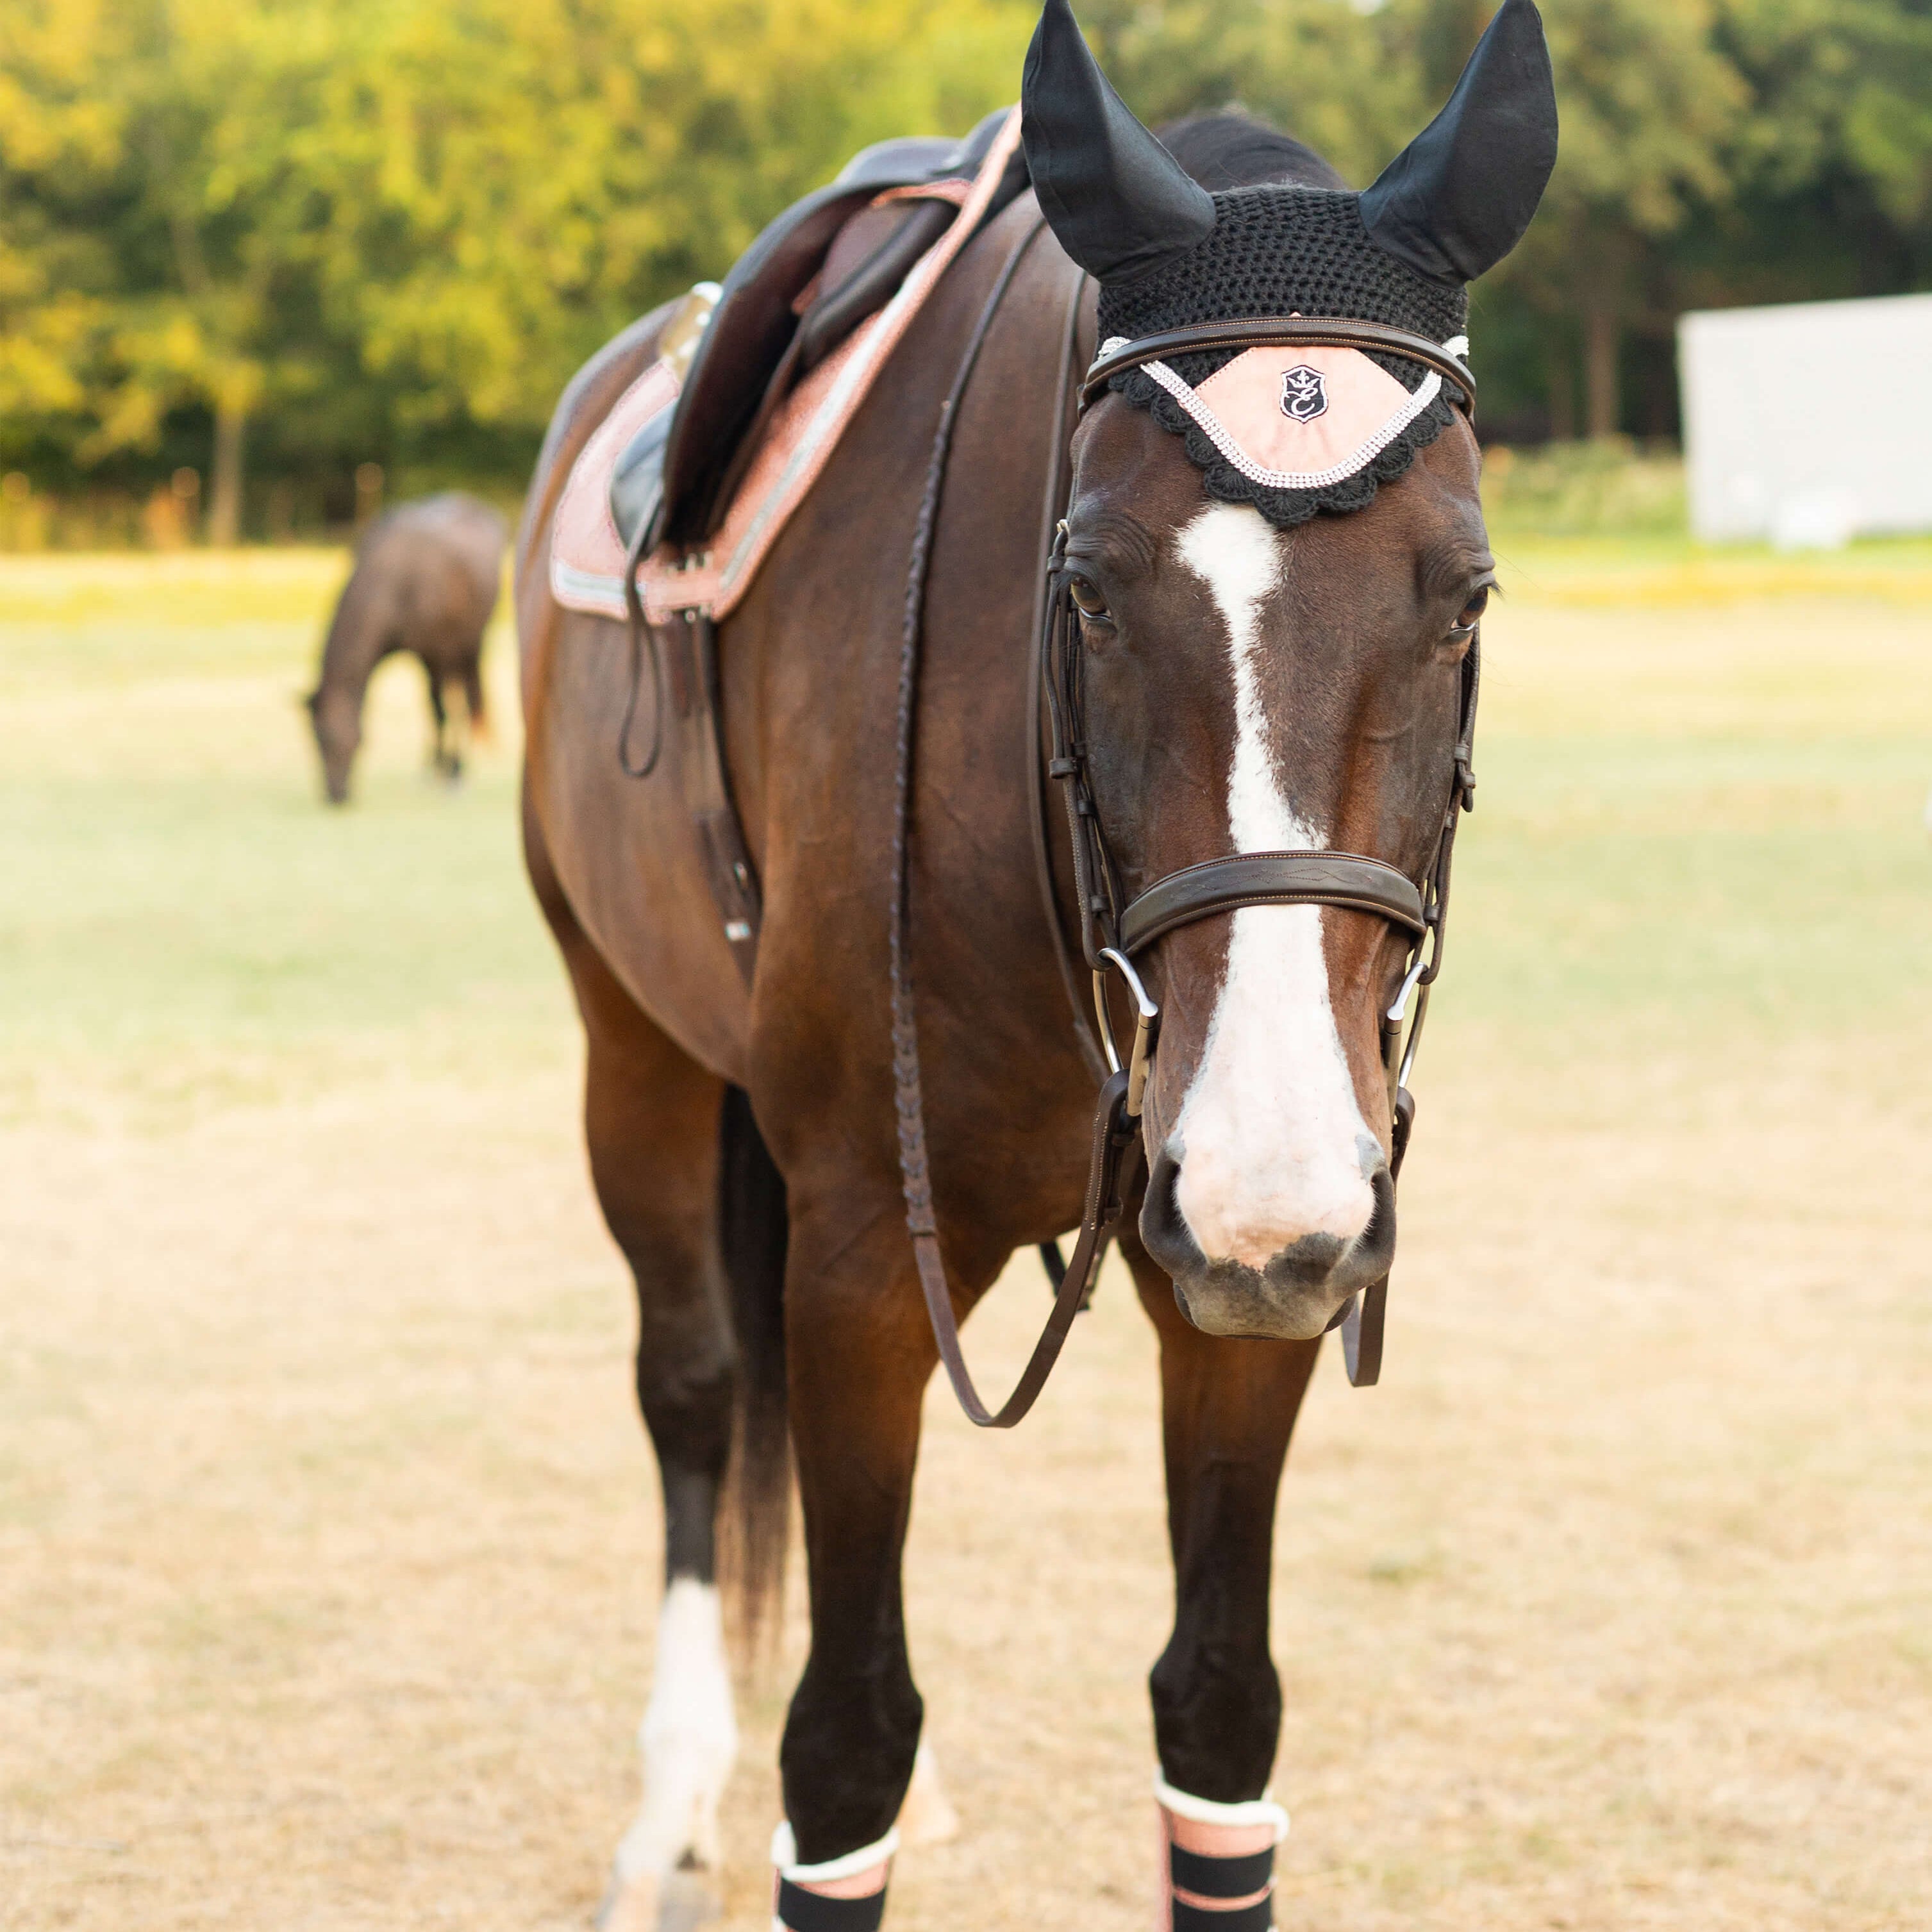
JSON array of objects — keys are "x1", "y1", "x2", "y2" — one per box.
[
  {"x1": 515, "y1": 3, "x2": 1554, "y2": 1926},
  {"x1": 306, "y1": 492, "x2": 506, "y2": 804}
]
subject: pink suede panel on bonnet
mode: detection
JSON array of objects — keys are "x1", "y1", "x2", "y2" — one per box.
[{"x1": 1118, "y1": 334, "x2": 1464, "y2": 494}]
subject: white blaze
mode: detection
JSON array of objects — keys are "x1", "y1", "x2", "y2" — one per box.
[
  {"x1": 612, "y1": 1577, "x2": 739, "y2": 1885},
  {"x1": 1169, "y1": 503, "x2": 1378, "y2": 1267}
]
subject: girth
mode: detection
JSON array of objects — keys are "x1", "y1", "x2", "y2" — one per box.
[{"x1": 898, "y1": 310, "x2": 1481, "y2": 1426}]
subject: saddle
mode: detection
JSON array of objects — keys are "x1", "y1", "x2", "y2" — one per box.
[
  {"x1": 551, "y1": 105, "x2": 1028, "y2": 628},
  {"x1": 545, "y1": 107, "x2": 1033, "y2": 987},
  {"x1": 609, "y1": 108, "x2": 1027, "y2": 557}
]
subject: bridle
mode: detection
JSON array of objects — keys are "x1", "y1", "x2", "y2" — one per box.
[{"x1": 892, "y1": 234, "x2": 1483, "y2": 1426}]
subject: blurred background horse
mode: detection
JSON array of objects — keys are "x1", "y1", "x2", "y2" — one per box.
[{"x1": 306, "y1": 493, "x2": 506, "y2": 804}]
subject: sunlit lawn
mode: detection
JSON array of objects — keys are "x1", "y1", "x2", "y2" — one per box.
[
  {"x1": 0, "y1": 551, "x2": 553, "y2": 1126},
  {"x1": 4, "y1": 538, "x2": 1929, "y2": 1106},
  {"x1": 3, "y1": 540, "x2": 1930, "y2": 1931}
]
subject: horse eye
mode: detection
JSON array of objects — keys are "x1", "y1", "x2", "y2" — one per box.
[
  {"x1": 1069, "y1": 576, "x2": 1110, "y2": 620},
  {"x1": 1451, "y1": 585, "x2": 1490, "y2": 636}
]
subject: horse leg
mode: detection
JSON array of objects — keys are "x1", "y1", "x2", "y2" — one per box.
[
  {"x1": 594, "y1": 1039, "x2": 740, "y2": 1932},
  {"x1": 423, "y1": 658, "x2": 454, "y2": 778},
  {"x1": 461, "y1": 653, "x2": 490, "y2": 745},
  {"x1": 530, "y1": 844, "x2": 742, "y2": 1932},
  {"x1": 1124, "y1": 1227, "x2": 1319, "y2": 1931},
  {"x1": 769, "y1": 1206, "x2": 978, "y2": 1925}
]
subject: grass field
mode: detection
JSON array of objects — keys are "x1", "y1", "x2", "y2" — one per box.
[{"x1": 3, "y1": 540, "x2": 1931, "y2": 1931}]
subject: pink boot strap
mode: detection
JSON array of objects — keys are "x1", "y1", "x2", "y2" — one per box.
[{"x1": 1155, "y1": 1776, "x2": 1288, "y2": 1932}]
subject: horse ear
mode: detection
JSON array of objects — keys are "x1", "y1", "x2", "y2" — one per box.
[
  {"x1": 1358, "y1": 0, "x2": 1558, "y2": 286},
  {"x1": 1022, "y1": 0, "x2": 1215, "y2": 284}
]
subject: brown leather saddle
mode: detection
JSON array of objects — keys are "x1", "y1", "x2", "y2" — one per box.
[{"x1": 609, "y1": 108, "x2": 1028, "y2": 555}]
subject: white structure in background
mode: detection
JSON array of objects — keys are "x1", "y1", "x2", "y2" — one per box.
[{"x1": 1678, "y1": 291, "x2": 1932, "y2": 548}]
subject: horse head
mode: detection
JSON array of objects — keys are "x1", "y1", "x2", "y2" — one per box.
[
  {"x1": 1024, "y1": 0, "x2": 1555, "y2": 1339},
  {"x1": 304, "y1": 685, "x2": 360, "y2": 806}
]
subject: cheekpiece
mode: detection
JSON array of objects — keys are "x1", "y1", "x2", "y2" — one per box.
[{"x1": 1096, "y1": 188, "x2": 1470, "y2": 527}]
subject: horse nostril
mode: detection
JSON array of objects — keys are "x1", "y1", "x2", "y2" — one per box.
[
  {"x1": 1347, "y1": 1162, "x2": 1398, "y2": 1277},
  {"x1": 1139, "y1": 1142, "x2": 1205, "y2": 1281}
]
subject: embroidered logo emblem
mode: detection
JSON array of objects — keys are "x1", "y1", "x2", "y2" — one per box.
[{"x1": 1279, "y1": 365, "x2": 1328, "y2": 423}]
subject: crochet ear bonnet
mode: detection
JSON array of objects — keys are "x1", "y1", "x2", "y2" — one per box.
[{"x1": 1020, "y1": 0, "x2": 1558, "y2": 526}]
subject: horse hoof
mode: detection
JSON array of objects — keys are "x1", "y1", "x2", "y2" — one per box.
[
  {"x1": 658, "y1": 1869, "x2": 722, "y2": 1932},
  {"x1": 594, "y1": 1868, "x2": 650, "y2": 1932},
  {"x1": 594, "y1": 1866, "x2": 721, "y2": 1932},
  {"x1": 895, "y1": 1741, "x2": 961, "y2": 1848}
]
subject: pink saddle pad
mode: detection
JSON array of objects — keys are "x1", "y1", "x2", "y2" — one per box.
[{"x1": 550, "y1": 108, "x2": 1022, "y2": 628}]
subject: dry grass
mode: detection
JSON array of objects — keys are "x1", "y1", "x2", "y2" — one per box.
[{"x1": 3, "y1": 550, "x2": 1930, "y2": 1929}]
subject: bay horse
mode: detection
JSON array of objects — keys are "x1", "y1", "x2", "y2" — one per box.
[
  {"x1": 306, "y1": 491, "x2": 506, "y2": 804},
  {"x1": 515, "y1": 3, "x2": 1554, "y2": 1926}
]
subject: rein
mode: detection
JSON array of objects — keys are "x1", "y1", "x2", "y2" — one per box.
[
  {"x1": 894, "y1": 302, "x2": 1481, "y2": 1425},
  {"x1": 892, "y1": 213, "x2": 1121, "y2": 1431}
]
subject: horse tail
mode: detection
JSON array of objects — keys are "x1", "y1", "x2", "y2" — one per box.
[{"x1": 716, "y1": 1083, "x2": 790, "y2": 1652}]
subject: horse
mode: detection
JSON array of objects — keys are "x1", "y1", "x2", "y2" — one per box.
[
  {"x1": 514, "y1": 3, "x2": 1555, "y2": 1926},
  {"x1": 306, "y1": 491, "x2": 506, "y2": 804}
]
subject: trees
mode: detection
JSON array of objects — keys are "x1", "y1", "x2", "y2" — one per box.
[
  {"x1": 0, "y1": 0, "x2": 293, "y2": 537},
  {"x1": 1, "y1": 0, "x2": 1928, "y2": 518},
  {"x1": 1497, "y1": 0, "x2": 1748, "y2": 437},
  {"x1": 0, "y1": 0, "x2": 1034, "y2": 529},
  {"x1": 1715, "y1": 0, "x2": 1932, "y2": 296},
  {"x1": 1461, "y1": 0, "x2": 1931, "y2": 438},
  {"x1": 1077, "y1": 0, "x2": 1427, "y2": 183},
  {"x1": 262, "y1": 0, "x2": 1033, "y2": 452}
]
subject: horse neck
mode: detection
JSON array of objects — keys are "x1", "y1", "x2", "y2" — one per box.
[{"x1": 317, "y1": 562, "x2": 391, "y2": 701}]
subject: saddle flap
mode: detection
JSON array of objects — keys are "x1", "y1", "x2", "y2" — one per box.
[
  {"x1": 658, "y1": 181, "x2": 881, "y2": 546},
  {"x1": 606, "y1": 394, "x2": 677, "y2": 563},
  {"x1": 795, "y1": 196, "x2": 960, "y2": 374}
]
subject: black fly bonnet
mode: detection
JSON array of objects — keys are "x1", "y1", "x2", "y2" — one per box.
[{"x1": 1022, "y1": 0, "x2": 1558, "y2": 524}]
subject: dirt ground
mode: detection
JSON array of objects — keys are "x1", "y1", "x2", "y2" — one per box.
[{"x1": 3, "y1": 550, "x2": 1930, "y2": 1929}]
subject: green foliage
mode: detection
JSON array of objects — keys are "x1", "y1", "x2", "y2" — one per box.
[
  {"x1": 1481, "y1": 437, "x2": 1688, "y2": 538},
  {"x1": 1, "y1": 0, "x2": 1928, "y2": 525},
  {"x1": 1078, "y1": 0, "x2": 1427, "y2": 183},
  {"x1": 0, "y1": 0, "x2": 1035, "y2": 519}
]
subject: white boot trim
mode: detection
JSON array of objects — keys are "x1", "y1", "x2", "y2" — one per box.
[
  {"x1": 1153, "y1": 1772, "x2": 1290, "y2": 1841},
  {"x1": 770, "y1": 1821, "x2": 901, "y2": 1883}
]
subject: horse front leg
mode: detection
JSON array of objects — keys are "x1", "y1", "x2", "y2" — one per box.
[
  {"x1": 1125, "y1": 1229, "x2": 1320, "y2": 1932},
  {"x1": 772, "y1": 1202, "x2": 972, "y2": 1929}
]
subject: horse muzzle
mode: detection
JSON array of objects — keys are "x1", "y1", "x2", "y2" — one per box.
[{"x1": 1139, "y1": 1144, "x2": 1397, "y2": 1340}]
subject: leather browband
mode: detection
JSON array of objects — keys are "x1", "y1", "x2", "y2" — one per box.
[
  {"x1": 1081, "y1": 316, "x2": 1476, "y2": 417},
  {"x1": 1120, "y1": 851, "x2": 1426, "y2": 957}
]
